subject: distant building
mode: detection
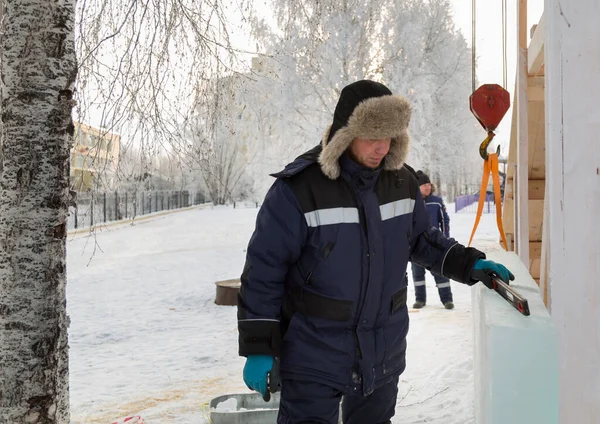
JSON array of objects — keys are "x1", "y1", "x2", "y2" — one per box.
[{"x1": 70, "y1": 122, "x2": 121, "y2": 191}]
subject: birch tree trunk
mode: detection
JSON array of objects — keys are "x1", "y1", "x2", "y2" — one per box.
[{"x1": 0, "y1": 0, "x2": 76, "y2": 422}]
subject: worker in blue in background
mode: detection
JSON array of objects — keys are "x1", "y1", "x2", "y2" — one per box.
[{"x1": 411, "y1": 170, "x2": 454, "y2": 309}]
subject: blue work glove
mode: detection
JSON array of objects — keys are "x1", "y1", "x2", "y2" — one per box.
[
  {"x1": 243, "y1": 355, "x2": 274, "y2": 400},
  {"x1": 471, "y1": 259, "x2": 515, "y2": 289}
]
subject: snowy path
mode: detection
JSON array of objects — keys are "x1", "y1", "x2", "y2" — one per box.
[{"x1": 67, "y1": 205, "x2": 503, "y2": 423}]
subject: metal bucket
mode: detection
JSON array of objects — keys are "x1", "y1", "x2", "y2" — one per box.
[{"x1": 209, "y1": 392, "x2": 280, "y2": 424}]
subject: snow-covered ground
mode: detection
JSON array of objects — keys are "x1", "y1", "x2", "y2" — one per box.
[{"x1": 67, "y1": 203, "x2": 504, "y2": 423}]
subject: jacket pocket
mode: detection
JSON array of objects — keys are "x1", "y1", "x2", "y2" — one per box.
[
  {"x1": 391, "y1": 287, "x2": 407, "y2": 314},
  {"x1": 297, "y1": 241, "x2": 337, "y2": 284}
]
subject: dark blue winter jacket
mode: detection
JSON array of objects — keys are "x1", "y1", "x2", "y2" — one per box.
[
  {"x1": 424, "y1": 194, "x2": 450, "y2": 237},
  {"x1": 238, "y1": 146, "x2": 484, "y2": 396}
]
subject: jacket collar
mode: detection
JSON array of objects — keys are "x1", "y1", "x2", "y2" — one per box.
[{"x1": 340, "y1": 152, "x2": 381, "y2": 189}]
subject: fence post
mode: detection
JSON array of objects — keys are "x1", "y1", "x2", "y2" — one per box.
[
  {"x1": 103, "y1": 192, "x2": 107, "y2": 223},
  {"x1": 115, "y1": 191, "x2": 119, "y2": 220},
  {"x1": 74, "y1": 206, "x2": 78, "y2": 229},
  {"x1": 125, "y1": 192, "x2": 128, "y2": 218},
  {"x1": 168, "y1": 195, "x2": 171, "y2": 210}
]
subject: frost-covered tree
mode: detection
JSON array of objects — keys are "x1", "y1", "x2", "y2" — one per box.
[
  {"x1": 209, "y1": 58, "x2": 314, "y2": 202},
  {"x1": 0, "y1": 0, "x2": 76, "y2": 422},
  {"x1": 74, "y1": 0, "x2": 247, "y2": 195},
  {"x1": 186, "y1": 76, "x2": 250, "y2": 205},
  {"x1": 382, "y1": 0, "x2": 482, "y2": 195},
  {"x1": 247, "y1": 0, "x2": 386, "y2": 138},
  {"x1": 222, "y1": 0, "x2": 388, "y2": 199},
  {"x1": 199, "y1": 139, "x2": 246, "y2": 205},
  {"x1": 241, "y1": 0, "x2": 482, "y2": 200}
]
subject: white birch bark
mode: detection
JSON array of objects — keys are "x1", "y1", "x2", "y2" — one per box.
[{"x1": 0, "y1": 0, "x2": 76, "y2": 422}]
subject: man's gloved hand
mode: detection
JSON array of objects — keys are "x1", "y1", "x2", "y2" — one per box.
[
  {"x1": 470, "y1": 259, "x2": 515, "y2": 289},
  {"x1": 243, "y1": 355, "x2": 274, "y2": 400}
]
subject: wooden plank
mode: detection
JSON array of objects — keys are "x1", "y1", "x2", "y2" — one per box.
[
  {"x1": 505, "y1": 179, "x2": 545, "y2": 200},
  {"x1": 506, "y1": 232, "x2": 514, "y2": 251},
  {"x1": 503, "y1": 198, "x2": 515, "y2": 235},
  {"x1": 516, "y1": 97, "x2": 529, "y2": 259},
  {"x1": 529, "y1": 199, "x2": 544, "y2": 241},
  {"x1": 528, "y1": 84, "x2": 545, "y2": 102},
  {"x1": 505, "y1": 179, "x2": 513, "y2": 198},
  {"x1": 528, "y1": 179, "x2": 545, "y2": 199},
  {"x1": 530, "y1": 241, "x2": 542, "y2": 258},
  {"x1": 515, "y1": 0, "x2": 529, "y2": 264},
  {"x1": 528, "y1": 12, "x2": 546, "y2": 75},
  {"x1": 528, "y1": 101, "x2": 546, "y2": 179},
  {"x1": 530, "y1": 257, "x2": 541, "y2": 279},
  {"x1": 527, "y1": 76, "x2": 545, "y2": 102},
  {"x1": 519, "y1": 0, "x2": 527, "y2": 49},
  {"x1": 506, "y1": 81, "x2": 518, "y2": 181},
  {"x1": 529, "y1": 214, "x2": 543, "y2": 241}
]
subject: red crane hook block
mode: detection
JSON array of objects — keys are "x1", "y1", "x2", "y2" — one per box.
[{"x1": 469, "y1": 84, "x2": 511, "y2": 132}]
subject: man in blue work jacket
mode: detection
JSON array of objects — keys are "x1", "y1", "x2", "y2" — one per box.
[
  {"x1": 411, "y1": 170, "x2": 455, "y2": 310},
  {"x1": 237, "y1": 80, "x2": 514, "y2": 424}
]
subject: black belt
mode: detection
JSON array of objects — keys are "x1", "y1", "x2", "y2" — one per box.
[
  {"x1": 285, "y1": 285, "x2": 354, "y2": 322},
  {"x1": 284, "y1": 286, "x2": 408, "y2": 322}
]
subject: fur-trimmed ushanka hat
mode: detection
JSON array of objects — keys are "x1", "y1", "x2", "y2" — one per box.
[{"x1": 318, "y1": 80, "x2": 412, "y2": 179}]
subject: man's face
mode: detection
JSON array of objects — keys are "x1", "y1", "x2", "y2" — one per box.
[
  {"x1": 349, "y1": 137, "x2": 391, "y2": 169},
  {"x1": 420, "y1": 183, "x2": 432, "y2": 197}
]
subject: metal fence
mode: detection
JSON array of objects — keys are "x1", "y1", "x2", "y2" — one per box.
[
  {"x1": 67, "y1": 190, "x2": 206, "y2": 231},
  {"x1": 455, "y1": 193, "x2": 498, "y2": 214}
]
